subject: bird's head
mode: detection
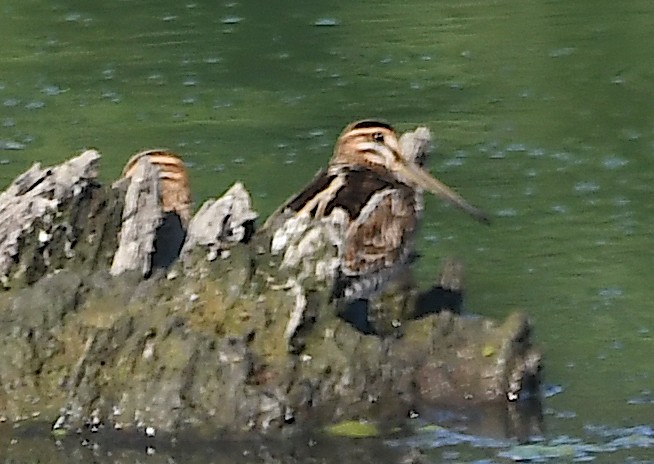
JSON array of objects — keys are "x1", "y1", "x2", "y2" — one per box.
[{"x1": 332, "y1": 119, "x2": 490, "y2": 224}]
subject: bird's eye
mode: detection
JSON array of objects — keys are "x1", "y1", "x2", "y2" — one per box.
[{"x1": 372, "y1": 132, "x2": 384, "y2": 143}]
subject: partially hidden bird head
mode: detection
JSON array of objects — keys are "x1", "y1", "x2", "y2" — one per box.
[{"x1": 331, "y1": 119, "x2": 490, "y2": 225}]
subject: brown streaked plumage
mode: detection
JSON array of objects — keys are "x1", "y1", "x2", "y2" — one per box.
[
  {"x1": 121, "y1": 149, "x2": 192, "y2": 227},
  {"x1": 269, "y1": 120, "x2": 489, "y2": 301}
]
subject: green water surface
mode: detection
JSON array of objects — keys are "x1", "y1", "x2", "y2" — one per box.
[{"x1": 1, "y1": 0, "x2": 653, "y2": 462}]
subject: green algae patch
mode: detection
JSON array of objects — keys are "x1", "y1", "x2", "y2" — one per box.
[
  {"x1": 482, "y1": 344, "x2": 496, "y2": 357},
  {"x1": 324, "y1": 420, "x2": 380, "y2": 438},
  {"x1": 416, "y1": 424, "x2": 445, "y2": 433}
]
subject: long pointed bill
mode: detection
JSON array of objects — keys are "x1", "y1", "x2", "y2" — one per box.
[{"x1": 397, "y1": 162, "x2": 491, "y2": 225}]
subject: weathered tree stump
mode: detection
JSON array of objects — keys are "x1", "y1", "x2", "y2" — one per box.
[{"x1": 0, "y1": 128, "x2": 541, "y2": 437}]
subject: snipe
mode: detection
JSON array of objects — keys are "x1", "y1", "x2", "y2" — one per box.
[
  {"x1": 121, "y1": 149, "x2": 192, "y2": 227},
  {"x1": 266, "y1": 120, "x2": 489, "y2": 303}
]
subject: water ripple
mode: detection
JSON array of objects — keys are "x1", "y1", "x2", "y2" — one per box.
[
  {"x1": 496, "y1": 208, "x2": 518, "y2": 218},
  {"x1": 25, "y1": 101, "x2": 45, "y2": 110},
  {"x1": 598, "y1": 286, "x2": 623, "y2": 299},
  {"x1": 41, "y1": 85, "x2": 66, "y2": 96},
  {"x1": 543, "y1": 384, "x2": 564, "y2": 398},
  {"x1": 221, "y1": 15, "x2": 243, "y2": 24},
  {"x1": 627, "y1": 391, "x2": 654, "y2": 405},
  {"x1": 602, "y1": 155, "x2": 628, "y2": 170},
  {"x1": 574, "y1": 181, "x2": 600, "y2": 193},
  {"x1": 549, "y1": 47, "x2": 576, "y2": 57},
  {"x1": 313, "y1": 18, "x2": 340, "y2": 27},
  {"x1": 0, "y1": 140, "x2": 26, "y2": 150}
]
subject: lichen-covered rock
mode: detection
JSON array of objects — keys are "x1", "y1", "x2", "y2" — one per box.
[
  {"x1": 0, "y1": 150, "x2": 122, "y2": 288},
  {"x1": 180, "y1": 182, "x2": 258, "y2": 263},
  {"x1": 110, "y1": 158, "x2": 164, "y2": 276},
  {"x1": 0, "y1": 133, "x2": 542, "y2": 437}
]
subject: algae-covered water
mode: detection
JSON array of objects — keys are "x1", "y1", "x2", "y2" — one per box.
[{"x1": 2, "y1": 0, "x2": 654, "y2": 462}]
